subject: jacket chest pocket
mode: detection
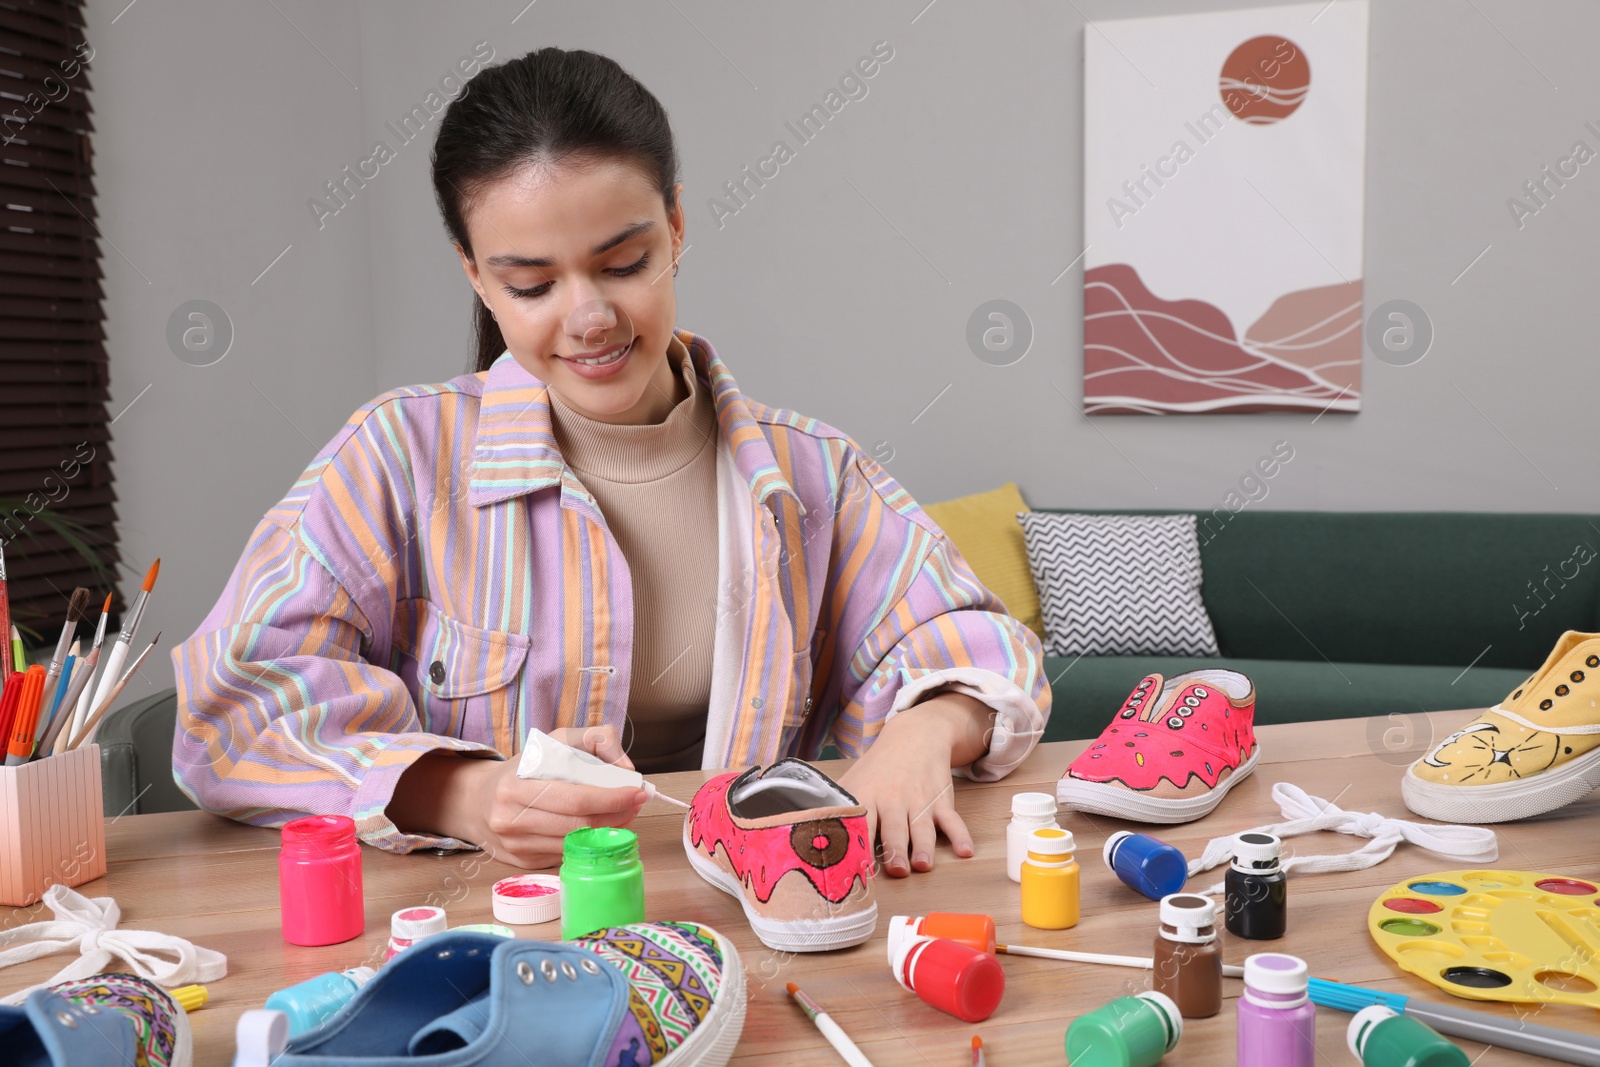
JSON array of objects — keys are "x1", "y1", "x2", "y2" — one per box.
[{"x1": 391, "y1": 598, "x2": 531, "y2": 750}]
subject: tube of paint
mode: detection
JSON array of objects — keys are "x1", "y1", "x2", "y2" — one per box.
[
  {"x1": 264, "y1": 968, "x2": 375, "y2": 1035},
  {"x1": 1064, "y1": 990, "x2": 1183, "y2": 1067},
  {"x1": 887, "y1": 913, "x2": 996, "y2": 958},
  {"x1": 1104, "y1": 831, "x2": 1188, "y2": 900},
  {"x1": 1348, "y1": 1006, "x2": 1470, "y2": 1067}
]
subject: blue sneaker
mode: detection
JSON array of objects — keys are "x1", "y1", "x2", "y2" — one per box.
[
  {"x1": 261, "y1": 922, "x2": 745, "y2": 1066},
  {"x1": 0, "y1": 973, "x2": 192, "y2": 1067}
]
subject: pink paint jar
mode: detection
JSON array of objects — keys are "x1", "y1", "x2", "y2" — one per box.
[{"x1": 279, "y1": 814, "x2": 365, "y2": 946}]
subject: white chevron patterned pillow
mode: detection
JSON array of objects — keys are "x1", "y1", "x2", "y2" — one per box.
[{"x1": 1017, "y1": 512, "x2": 1219, "y2": 657}]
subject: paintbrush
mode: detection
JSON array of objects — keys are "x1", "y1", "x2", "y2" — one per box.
[
  {"x1": 42, "y1": 637, "x2": 103, "y2": 756},
  {"x1": 67, "y1": 632, "x2": 160, "y2": 751},
  {"x1": 61, "y1": 593, "x2": 112, "y2": 752},
  {"x1": 38, "y1": 588, "x2": 89, "y2": 725},
  {"x1": 997, "y1": 942, "x2": 1246, "y2": 977},
  {"x1": 87, "y1": 559, "x2": 158, "y2": 724}
]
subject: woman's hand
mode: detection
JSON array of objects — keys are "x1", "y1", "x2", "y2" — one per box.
[
  {"x1": 390, "y1": 724, "x2": 646, "y2": 868},
  {"x1": 837, "y1": 691, "x2": 993, "y2": 877}
]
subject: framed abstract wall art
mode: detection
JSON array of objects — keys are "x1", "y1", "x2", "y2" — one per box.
[{"x1": 1082, "y1": 2, "x2": 1369, "y2": 414}]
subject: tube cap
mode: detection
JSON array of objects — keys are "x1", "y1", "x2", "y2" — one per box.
[
  {"x1": 886, "y1": 915, "x2": 918, "y2": 965},
  {"x1": 1010, "y1": 792, "x2": 1057, "y2": 818},
  {"x1": 1026, "y1": 827, "x2": 1075, "y2": 856},
  {"x1": 389, "y1": 906, "x2": 448, "y2": 943},
  {"x1": 493, "y1": 874, "x2": 562, "y2": 925},
  {"x1": 1348, "y1": 1005, "x2": 1399, "y2": 1059},
  {"x1": 1159, "y1": 893, "x2": 1219, "y2": 942},
  {"x1": 1232, "y1": 831, "x2": 1282, "y2": 867},
  {"x1": 1244, "y1": 953, "x2": 1309, "y2": 996}
]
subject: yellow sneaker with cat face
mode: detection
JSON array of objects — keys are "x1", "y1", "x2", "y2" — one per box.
[{"x1": 1403, "y1": 631, "x2": 1600, "y2": 823}]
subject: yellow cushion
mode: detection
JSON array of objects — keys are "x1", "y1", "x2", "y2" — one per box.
[{"x1": 922, "y1": 482, "x2": 1045, "y2": 640}]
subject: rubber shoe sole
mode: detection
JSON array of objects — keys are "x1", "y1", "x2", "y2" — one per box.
[
  {"x1": 682, "y1": 822, "x2": 877, "y2": 952},
  {"x1": 1057, "y1": 745, "x2": 1261, "y2": 824},
  {"x1": 1402, "y1": 745, "x2": 1600, "y2": 824}
]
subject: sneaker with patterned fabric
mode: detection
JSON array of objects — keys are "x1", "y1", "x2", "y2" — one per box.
[
  {"x1": 1057, "y1": 669, "x2": 1259, "y2": 824},
  {"x1": 261, "y1": 923, "x2": 745, "y2": 1065},
  {"x1": 1403, "y1": 630, "x2": 1600, "y2": 823},
  {"x1": 0, "y1": 973, "x2": 192, "y2": 1067}
]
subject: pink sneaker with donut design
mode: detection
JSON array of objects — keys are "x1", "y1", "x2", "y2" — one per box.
[
  {"x1": 683, "y1": 758, "x2": 876, "y2": 952},
  {"x1": 1058, "y1": 670, "x2": 1259, "y2": 824}
]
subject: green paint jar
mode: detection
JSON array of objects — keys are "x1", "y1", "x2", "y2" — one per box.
[
  {"x1": 1348, "y1": 1006, "x2": 1469, "y2": 1067},
  {"x1": 1064, "y1": 991, "x2": 1183, "y2": 1067},
  {"x1": 559, "y1": 827, "x2": 645, "y2": 939}
]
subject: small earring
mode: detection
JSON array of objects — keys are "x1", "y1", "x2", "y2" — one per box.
[{"x1": 672, "y1": 261, "x2": 679, "y2": 278}]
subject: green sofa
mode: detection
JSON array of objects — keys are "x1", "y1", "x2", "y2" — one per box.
[{"x1": 1035, "y1": 510, "x2": 1600, "y2": 743}]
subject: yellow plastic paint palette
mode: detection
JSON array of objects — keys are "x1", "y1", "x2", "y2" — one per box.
[{"x1": 1368, "y1": 869, "x2": 1600, "y2": 1010}]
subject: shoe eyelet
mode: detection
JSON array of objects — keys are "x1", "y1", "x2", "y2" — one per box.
[
  {"x1": 1193, "y1": 687, "x2": 1208, "y2": 698},
  {"x1": 1120, "y1": 710, "x2": 1136, "y2": 719},
  {"x1": 56, "y1": 1011, "x2": 76, "y2": 1028},
  {"x1": 1556, "y1": 684, "x2": 1570, "y2": 696},
  {"x1": 1588, "y1": 656, "x2": 1599, "y2": 668},
  {"x1": 1178, "y1": 706, "x2": 1194, "y2": 717},
  {"x1": 541, "y1": 959, "x2": 560, "y2": 982},
  {"x1": 1541, "y1": 699, "x2": 1554, "y2": 710},
  {"x1": 436, "y1": 949, "x2": 452, "y2": 959},
  {"x1": 1572, "y1": 671, "x2": 1586, "y2": 683},
  {"x1": 1183, "y1": 696, "x2": 1201, "y2": 708},
  {"x1": 1168, "y1": 716, "x2": 1185, "y2": 729},
  {"x1": 581, "y1": 958, "x2": 602, "y2": 975},
  {"x1": 80, "y1": 1006, "x2": 98, "y2": 1015},
  {"x1": 517, "y1": 961, "x2": 535, "y2": 985}
]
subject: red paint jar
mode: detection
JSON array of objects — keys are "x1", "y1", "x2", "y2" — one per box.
[
  {"x1": 891, "y1": 935, "x2": 1006, "y2": 1022},
  {"x1": 279, "y1": 814, "x2": 365, "y2": 946}
]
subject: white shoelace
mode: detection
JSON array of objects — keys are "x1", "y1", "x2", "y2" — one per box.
[
  {"x1": 0, "y1": 884, "x2": 227, "y2": 1005},
  {"x1": 1186, "y1": 782, "x2": 1500, "y2": 895}
]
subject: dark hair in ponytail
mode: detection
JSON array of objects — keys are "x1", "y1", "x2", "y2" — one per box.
[{"x1": 431, "y1": 48, "x2": 680, "y2": 373}]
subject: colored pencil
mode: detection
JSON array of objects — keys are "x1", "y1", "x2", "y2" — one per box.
[
  {"x1": 88, "y1": 560, "x2": 158, "y2": 725},
  {"x1": 63, "y1": 593, "x2": 112, "y2": 751},
  {"x1": 9, "y1": 624, "x2": 23, "y2": 671},
  {"x1": 33, "y1": 646, "x2": 75, "y2": 750},
  {"x1": 4, "y1": 665, "x2": 46, "y2": 766},
  {"x1": 67, "y1": 632, "x2": 160, "y2": 750},
  {"x1": 786, "y1": 983, "x2": 876, "y2": 1067},
  {"x1": 0, "y1": 541, "x2": 11, "y2": 678},
  {"x1": 41, "y1": 648, "x2": 97, "y2": 757},
  {"x1": 0, "y1": 672, "x2": 23, "y2": 751},
  {"x1": 997, "y1": 942, "x2": 1247, "y2": 978}
]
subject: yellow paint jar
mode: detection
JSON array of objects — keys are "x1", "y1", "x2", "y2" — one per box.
[{"x1": 1021, "y1": 826, "x2": 1080, "y2": 929}]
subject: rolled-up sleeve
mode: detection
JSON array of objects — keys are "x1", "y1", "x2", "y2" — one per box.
[
  {"x1": 822, "y1": 449, "x2": 1051, "y2": 780},
  {"x1": 171, "y1": 517, "x2": 499, "y2": 853}
]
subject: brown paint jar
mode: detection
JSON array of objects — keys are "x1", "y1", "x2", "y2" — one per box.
[{"x1": 1152, "y1": 892, "x2": 1223, "y2": 1019}]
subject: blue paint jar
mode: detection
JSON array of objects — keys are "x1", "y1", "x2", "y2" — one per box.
[{"x1": 1104, "y1": 831, "x2": 1188, "y2": 900}]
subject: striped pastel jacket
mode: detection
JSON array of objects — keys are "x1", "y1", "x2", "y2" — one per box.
[{"x1": 172, "y1": 330, "x2": 1051, "y2": 853}]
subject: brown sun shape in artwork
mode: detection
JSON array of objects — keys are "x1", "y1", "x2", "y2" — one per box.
[{"x1": 1219, "y1": 35, "x2": 1311, "y2": 124}]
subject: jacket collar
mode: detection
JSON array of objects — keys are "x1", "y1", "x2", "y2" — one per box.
[{"x1": 468, "y1": 329, "x2": 803, "y2": 515}]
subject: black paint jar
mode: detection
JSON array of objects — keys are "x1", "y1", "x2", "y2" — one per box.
[{"x1": 1225, "y1": 831, "x2": 1287, "y2": 940}]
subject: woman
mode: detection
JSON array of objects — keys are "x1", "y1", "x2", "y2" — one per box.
[{"x1": 172, "y1": 48, "x2": 1049, "y2": 876}]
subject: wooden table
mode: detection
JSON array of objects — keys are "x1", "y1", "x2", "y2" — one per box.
[{"x1": 3, "y1": 709, "x2": 1599, "y2": 1065}]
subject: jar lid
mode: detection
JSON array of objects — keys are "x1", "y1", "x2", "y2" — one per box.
[
  {"x1": 1010, "y1": 792, "x2": 1058, "y2": 818},
  {"x1": 1159, "y1": 894, "x2": 1218, "y2": 941},
  {"x1": 1133, "y1": 991, "x2": 1183, "y2": 1052},
  {"x1": 390, "y1": 906, "x2": 448, "y2": 941},
  {"x1": 1232, "y1": 832, "x2": 1282, "y2": 866},
  {"x1": 493, "y1": 874, "x2": 562, "y2": 925},
  {"x1": 1347, "y1": 1005, "x2": 1399, "y2": 1058},
  {"x1": 1026, "y1": 827, "x2": 1075, "y2": 856},
  {"x1": 1244, "y1": 952, "x2": 1309, "y2": 996}
]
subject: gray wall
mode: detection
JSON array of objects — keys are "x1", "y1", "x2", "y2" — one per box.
[{"x1": 85, "y1": 0, "x2": 1600, "y2": 703}]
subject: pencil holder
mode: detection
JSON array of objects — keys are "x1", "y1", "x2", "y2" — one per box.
[{"x1": 0, "y1": 744, "x2": 107, "y2": 906}]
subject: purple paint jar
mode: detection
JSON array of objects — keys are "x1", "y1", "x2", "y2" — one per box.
[{"x1": 1237, "y1": 953, "x2": 1315, "y2": 1067}]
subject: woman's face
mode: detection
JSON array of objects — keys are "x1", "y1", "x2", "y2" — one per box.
[{"x1": 457, "y1": 156, "x2": 685, "y2": 425}]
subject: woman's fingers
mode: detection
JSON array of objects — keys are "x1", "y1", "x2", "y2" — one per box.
[
  {"x1": 877, "y1": 803, "x2": 913, "y2": 878},
  {"x1": 504, "y1": 777, "x2": 647, "y2": 817},
  {"x1": 936, "y1": 800, "x2": 975, "y2": 860}
]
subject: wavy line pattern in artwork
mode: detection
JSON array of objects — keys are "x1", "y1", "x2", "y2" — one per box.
[{"x1": 1083, "y1": 263, "x2": 1362, "y2": 414}]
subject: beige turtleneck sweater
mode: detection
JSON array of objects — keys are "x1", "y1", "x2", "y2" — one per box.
[{"x1": 546, "y1": 337, "x2": 719, "y2": 773}]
